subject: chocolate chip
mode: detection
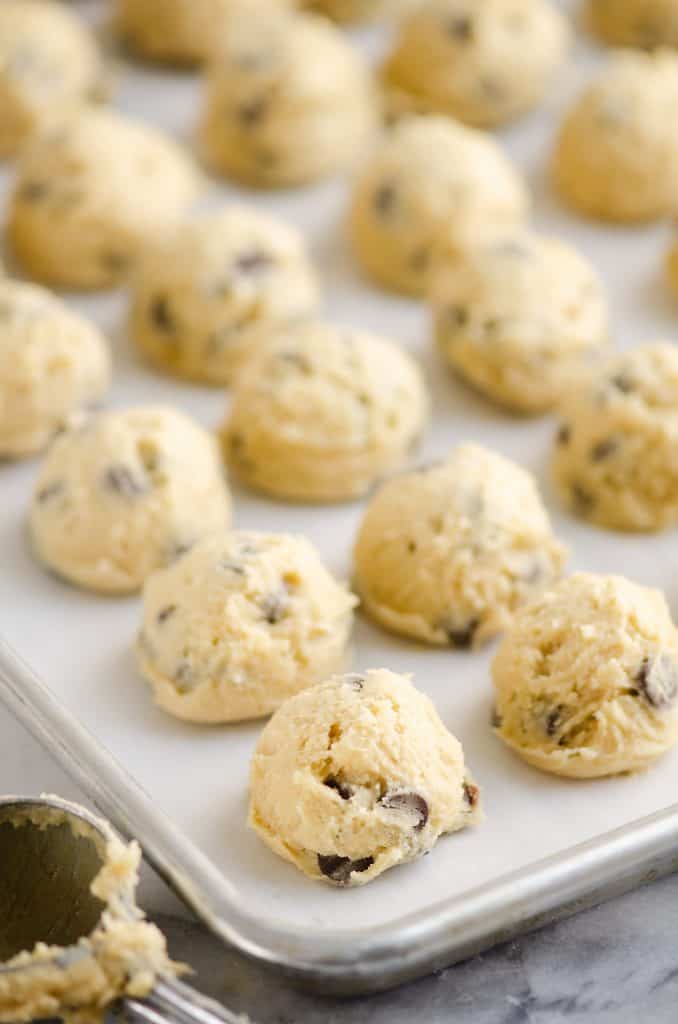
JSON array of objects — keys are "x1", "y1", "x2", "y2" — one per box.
[
  {"x1": 103, "y1": 465, "x2": 148, "y2": 498},
  {"x1": 483, "y1": 317, "x2": 500, "y2": 333},
  {"x1": 443, "y1": 618, "x2": 479, "y2": 650},
  {"x1": 173, "y1": 661, "x2": 194, "y2": 693},
  {"x1": 36, "y1": 481, "x2": 65, "y2": 503},
  {"x1": 150, "y1": 295, "x2": 174, "y2": 332},
  {"x1": 447, "y1": 15, "x2": 473, "y2": 40},
  {"x1": 545, "y1": 705, "x2": 564, "y2": 737},
  {"x1": 636, "y1": 653, "x2": 678, "y2": 710},
  {"x1": 171, "y1": 541, "x2": 193, "y2": 561},
  {"x1": 570, "y1": 483, "x2": 594, "y2": 515},
  {"x1": 446, "y1": 305, "x2": 468, "y2": 329},
  {"x1": 343, "y1": 674, "x2": 364, "y2": 691},
  {"x1": 19, "y1": 181, "x2": 48, "y2": 202},
  {"x1": 379, "y1": 790, "x2": 429, "y2": 831},
  {"x1": 610, "y1": 371, "x2": 634, "y2": 394},
  {"x1": 463, "y1": 781, "x2": 480, "y2": 808},
  {"x1": 407, "y1": 540, "x2": 417, "y2": 553},
  {"x1": 491, "y1": 707, "x2": 503, "y2": 728},
  {"x1": 324, "y1": 776, "x2": 352, "y2": 800},
  {"x1": 317, "y1": 854, "x2": 374, "y2": 885},
  {"x1": 157, "y1": 604, "x2": 177, "y2": 624},
  {"x1": 374, "y1": 183, "x2": 396, "y2": 216},
  {"x1": 591, "y1": 438, "x2": 618, "y2": 462},
  {"x1": 556, "y1": 423, "x2": 571, "y2": 446},
  {"x1": 238, "y1": 96, "x2": 269, "y2": 126},
  {"x1": 233, "y1": 249, "x2": 275, "y2": 275},
  {"x1": 261, "y1": 588, "x2": 289, "y2": 624}
]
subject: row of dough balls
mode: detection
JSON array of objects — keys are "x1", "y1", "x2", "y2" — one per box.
[
  {"x1": 4, "y1": 268, "x2": 678, "y2": 533},
  {"x1": 247, "y1": 566, "x2": 678, "y2": 887}
]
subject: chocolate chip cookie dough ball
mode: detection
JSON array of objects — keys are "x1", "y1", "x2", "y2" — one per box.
[
  {"x1": 493, "y1": 573, "x2": 678, "y2": 778},
  {"x1": 249, "y1": 669, "x2": 481, "y2": 886},
  {"x1": 115, "y1": 0, "x2": 295, "y2": 66},
  {"x1": 354, "y1": 445, "x2": 566, "y2": 648},
  {"x1": 30, "y1": 407, "x2": 231, "y2": 594},
  {"x1": 587, "y1": 0, "x2": 678, "y2": 49},
  {"x1": 0, "y1": 0, "x2": 102, "y2": 158},
  {"x1": 553, "y1": 50, "x2": 678, "y2": 222},
  {"x1": 137, "y1": 531, "x2": 357, "y2": 723},
  {"x1": 348, "y1": 115, "x2": 529, "y2": 297},
  {"x1": 431, "y1": 232, "x2": 609, "y2": 414},
  {"x1": 0, "y1": 280, "x2": 110, "y2": 460},
  {"x1": 200, "y1": 10, "x2": 378, "y2": 187},
  {"x1": 8, "y1": 109, "x2": 202, "y2": 290},
  {"x1": 552, "y1": 343, "x2": 678, "y2": 532},
  {"x1": 222, "y1": 322, "x2": 428, "y2": 502},
  {"x1": 381, "y1": 0, "x2": 571, "y2": 128},
  {"x1": 130, "y1": 206, "x2": 320, "y2": 386}
]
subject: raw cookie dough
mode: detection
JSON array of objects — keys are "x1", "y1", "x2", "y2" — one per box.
[
  {"x1": 348, "y1": 115, "x2": 530, "y2": 297},
  {"x1": 200, "y1": 9, "x2": 378, "y2": 187},
  {"x1": 587, "y1": 0, "x2": 678, "y2": 48},
  {"x1": 0, "y1": 0, "x2": 102, "y2": 158},
  {"x1": 249, "y1": 668, "x2": 482, "y2": 886},
  {"x1": 431, "y1": 232, "x2": 609, "y2": 413},
  {"x1": 552, "y1": 342, "x2": 678, "y2": 532},
  {"x1": 552, "y1": 49, "x2": 678, "y2": 222},
  {"x1": 115, "y1": 0, "x2": 295, "y2": 65},
  {"x1": 0, "y1": 797, "x2": 177, "y2": 1024},
  {"x1": 381, "y1": 0, "x2": 571, "y2": 129},
  {"x1": 354, "y1": 444, "x2": 567, "y2": 648},
  {"x1": 8, "y1": 108, "x2": 201, "y2": 290},
  {"x1": 137, "y1": 531, "x2": 357, "y2": 723},
  {"x1": 130, "y1": 206, "x2": 320, "y2": 386},
  {"x1": 222, "y1": 321, "x2": 429, "y2": 502},
  {"x1": 493, "y1": 573, "x2": 678, "y2": 778},
  {"x1": 302, "y1": 0, "x2": 421, "y2": 22},
  {"x1": 30, "y1": 406, "x2": 231, "y2": 594},
  {"x1": 0, "y1": 279, "x2": 110, "y2": 459}
]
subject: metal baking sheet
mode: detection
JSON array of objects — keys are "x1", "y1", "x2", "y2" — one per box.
[{"x1": 2, "y1": 0, "x2": 678, "y2": 995}]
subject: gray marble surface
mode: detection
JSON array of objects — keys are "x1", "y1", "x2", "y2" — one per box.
[{"x1": 154, "y1": 873, "x2": 678, "y2": 1024}]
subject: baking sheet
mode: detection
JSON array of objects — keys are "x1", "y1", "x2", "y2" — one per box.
[{"x1": 2, "y1": 0, "x2": 678, "y2": 940}]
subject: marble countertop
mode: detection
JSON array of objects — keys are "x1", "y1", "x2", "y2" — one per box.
[{"x1": 3, "y1": 709, "x2": 676, "y2": 1024}]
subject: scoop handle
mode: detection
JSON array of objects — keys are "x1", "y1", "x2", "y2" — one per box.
[{"x1": 123, "y1": 977, "x2": 249, "y2": 1024}]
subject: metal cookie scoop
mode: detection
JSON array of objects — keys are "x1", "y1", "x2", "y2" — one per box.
[{"x1": 0, "y1": 795, "x2": 246, "y2": 1024}]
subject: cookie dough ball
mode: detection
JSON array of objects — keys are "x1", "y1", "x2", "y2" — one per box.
[
  {"x1": 137, "y1": 531, "x2": 357, "y2": 723},
  {"x1": 552, "y1": 342, "x2": 678, "y2": 532},
  {"x1": 553, "y1": 50, "x2": 678, "y2": 222},
  {"x1": 302, "y1": 0, "x2": 420, "y2": 22},
  {"x1": 30, "y1": 407, "x2": 231, "y2": 594},
  {"x1": 0, "y1": 0, "x2": 102, "y2": 158},
  {"x1": 130, "y1": 206, "x2": 320, "y2": 386},
  {"x1": 493, "y1": 573, "x2": 678, "y2": 778},
  {"x1": 381, "y1": 0, "x2": 571, "y2": 129},
  {"x1": 431, "y1": 232, "x2": 609, "y2": 414},
  {"x1": 115, "y1": 0, "x2": 295, "y2": 65},
  {"x1": 348, "y1": 115, "x2": 530, "y2": 297},
  {"x1": 588, "y1": 0, "x2": 678, "y2": 49},
  {"x1": 249, "y1": 669, "x2": 481, "y2": 886},
  {"x1": 222, "y1": 321, "x2": 429, "y2": 502},
  {"x1": 0, "y1": 280, "x2": 110, "y2": 460},
  {"x1": 354, "y1": 445, "x2": 566, "y2": 648},
  {"x1": 200, "y1": 10, "x2": 378, "y2": 187},
  {"x1": 8, "y1": 109, "x2": 201, "y2": 290}
]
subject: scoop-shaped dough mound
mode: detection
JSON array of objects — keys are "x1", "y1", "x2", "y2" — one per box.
[
  {"x1": 381, "y1": 0, "x2": 571, "y2": 128},
  {"x1": 137, "y1": 531, "x2": 357, "y2": 723},
  {"x1": 222, "y1": 321, "x2": 429, "y2": 502},
  {"x1": 115, "y1": 0, "x2": 295, "y2": 65},
  {"x1": 130, "y1": 206, "x2": 320, "y2": 386},
  {"x1": 249, "y1": 668, "x2": 481, "y2": 886},
  {"x1": 354, "y1": 444, "x2": 567, "y2": 648},
  {"x1": 8, "y1": 108, "x2": 201, "y2": 290},
  {"x1": 30, "y1": 407, "x2": 231, "y2": 594},
  {"x1": 552, "y1": 342, "x2": 678, "y2": 532},
  {"x1": 200, "y1": 9, "x2": 378, "y2": 186},
  {"x1": 0, "y1": 0, "x2": 102, "y2": 157},
  {"x1": 553, "y1": 49, "x2": 678, "y2": 222},
  {"x1": 493, "y1": 573, "x2": 678, "y2": 778},
  {"x1": 349, "y1": 115, "x2": 529, "y2": 297},
  {"x1": 587, "y1": 0, "x2": 678, "y2": 49},
  {"x1": 0, "y1": 279, "x2": 110, "y2": 459},
  {"x1": 431, "y1": 232, "x2": 609, "y2": 413}
]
